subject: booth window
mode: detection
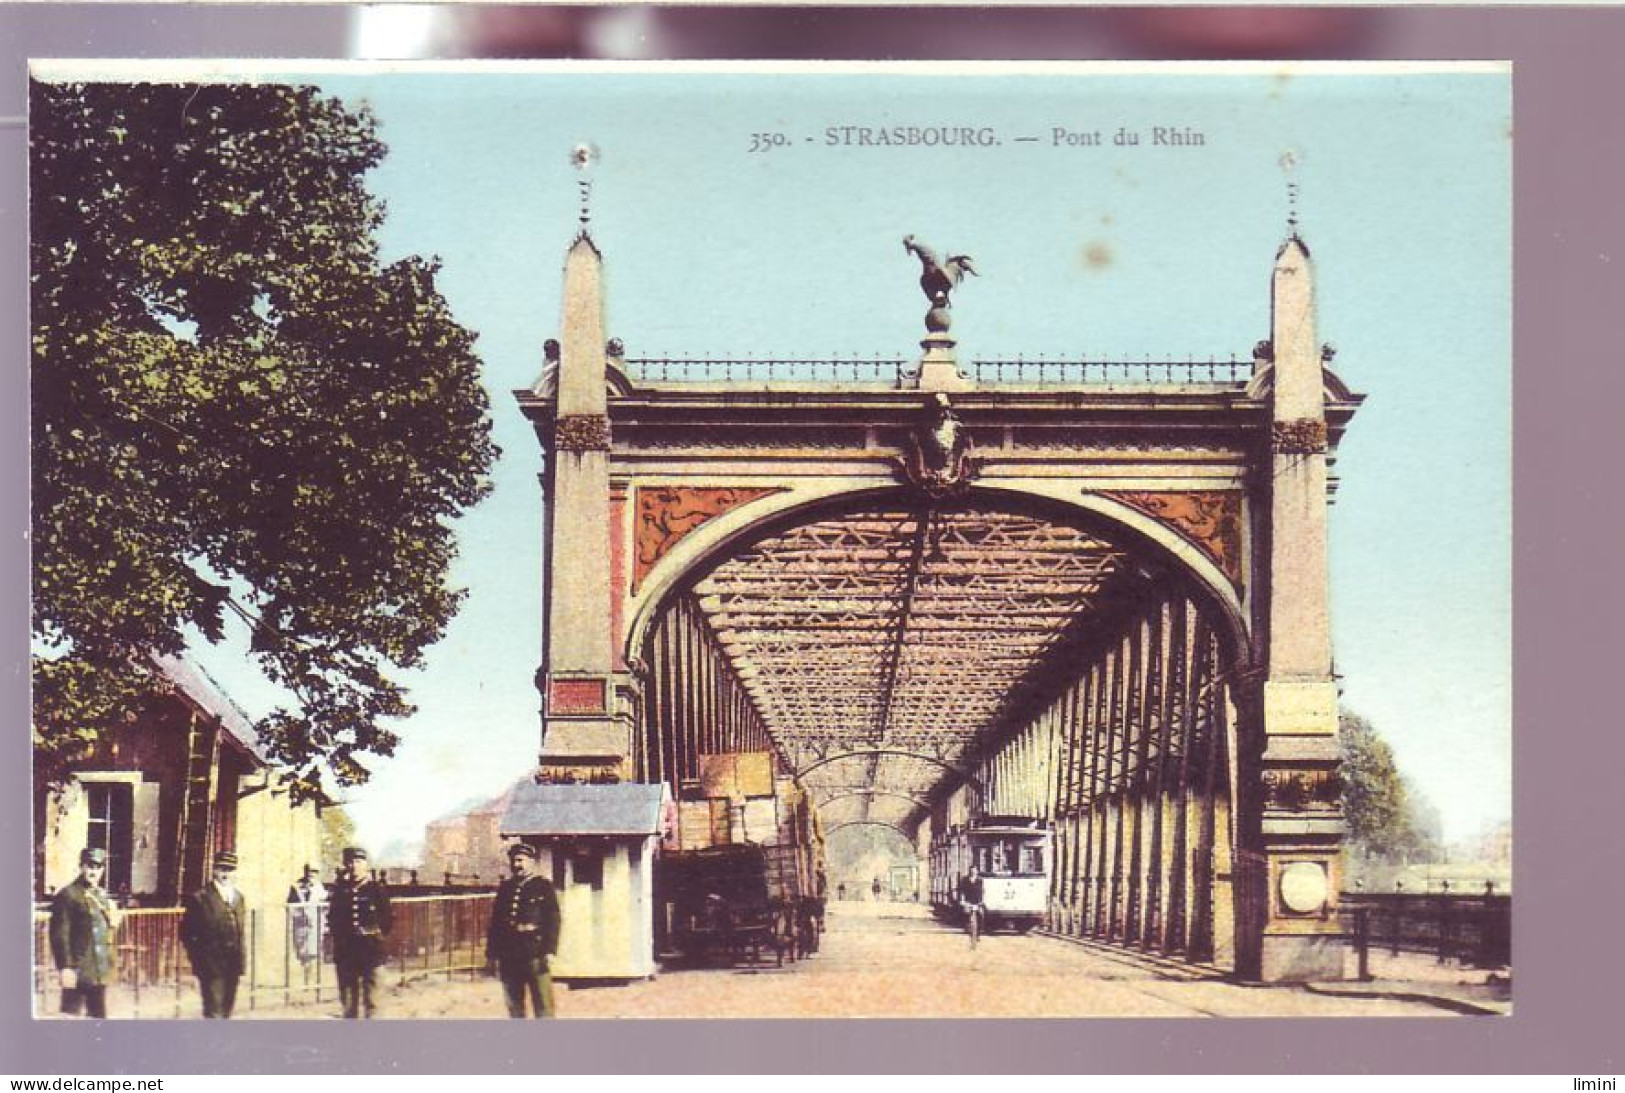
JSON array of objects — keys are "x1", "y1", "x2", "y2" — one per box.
[{"x1": 573, "y1": 850, "x2": 604, "y2": 890}]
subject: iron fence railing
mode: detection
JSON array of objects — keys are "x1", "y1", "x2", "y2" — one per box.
[
  {"x1": 620, "y1": 355, "x2": 1254, "y2": 387},
  {"x1": 624, "y1": 356, "x2": 908, "y2": 384},
  {"x1": 1339, "y1": 885, "x2": 1511, "y2": 978},
  {"x1": 968, "y1": 357, "x2": 1251, "y2": 386},
  {"x1": 33, "y1": 892, "x2": 495, "y2": 1018}
]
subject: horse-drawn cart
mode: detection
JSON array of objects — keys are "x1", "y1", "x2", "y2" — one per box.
[{"x1": 656, "y1": 844, "x2": 800, "y2": 967}]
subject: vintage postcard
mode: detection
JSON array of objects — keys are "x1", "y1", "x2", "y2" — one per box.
[{"x1": 28, "y1": 59, "x2": 1510, "y2": 1023}]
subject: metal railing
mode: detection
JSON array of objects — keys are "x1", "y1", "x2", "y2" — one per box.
[
  {"x1": 33, "y1": 892, "x2": 495, "y2": 1018},
  {"x1": 621, "y1": 355, "x2": 1254, "y2": 387},
  {"x1": 1339, "y1": 883, "x2": 1511, "y2": 979},
  {"x1": 968, "y1": 357, "x2": 1251, "y2": 386},
  {"x1": 624, "y1": 356, "x2": 908, "y2": 384}
]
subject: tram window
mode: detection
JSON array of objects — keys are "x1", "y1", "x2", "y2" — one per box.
[
  {"x1": 1021, "y1": 844, "x2": 1045, "y2": 875},
  {"x1": 989, "y1": 841, "x2": 1017, "y2": 875}
]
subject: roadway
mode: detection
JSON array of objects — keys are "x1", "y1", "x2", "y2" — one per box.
[{"x1": 280, "y1": 900, "x2": 1473, "y2": 1019}]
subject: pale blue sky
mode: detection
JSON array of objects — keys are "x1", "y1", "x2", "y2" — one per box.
[{"x1": 172, "y1": 63, "x2": 1510, "y2": 856}]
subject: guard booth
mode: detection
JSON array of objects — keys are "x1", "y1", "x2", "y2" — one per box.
[{"x1": 499, "y1": 781, "x2": 668, "y2": 981}]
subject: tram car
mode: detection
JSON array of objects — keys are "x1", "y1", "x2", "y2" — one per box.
[{"x1": 929, "y1": 816, "x2": 1053, "y2": 933}]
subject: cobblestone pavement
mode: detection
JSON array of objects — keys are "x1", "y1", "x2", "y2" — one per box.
[{"x1": 222, "y1": 901, "x2": 1486, "y2": 1020}]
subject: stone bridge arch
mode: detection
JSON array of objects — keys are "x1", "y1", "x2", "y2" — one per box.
[
  {"x1": 514, "y1": 227, "x2": 1361, "y2": 983},
  {"x1": 622, "y1": 482, "x2": 1251, "y2": 676}
]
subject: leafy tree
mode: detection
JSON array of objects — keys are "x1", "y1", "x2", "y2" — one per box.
[
  {"x1": 1339, "y1": 709, "x2": 1442, "y2": 863},
  {"x1": 319, "y1": 806, "x2": 359, "y2": 874},
  {"x1": 31, "y1": 81, "x2": 498, "y2": 800}
]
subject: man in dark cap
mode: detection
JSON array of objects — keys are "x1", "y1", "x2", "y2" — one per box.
[
  {"x1": 329, "y1": 846, "x2": 392, "y2": 1018},
  {"x1": 180, "y1": 849, "x2": 248, "y2": 1018},
  {"x1": 48, "y1": 846, "x2": 118, "y2": 1017},
  {"x1": 485, "y1": 841, "x2": 561, "y2": 1017}
]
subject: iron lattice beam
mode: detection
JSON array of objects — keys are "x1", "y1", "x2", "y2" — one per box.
[{"x1": 685, "y1": 503, "x2": 1149, "y2": 807}]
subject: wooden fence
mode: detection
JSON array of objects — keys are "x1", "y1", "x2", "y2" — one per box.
[{"x1": 33, "y1": 892, "x2": 495, "y2": 1018}]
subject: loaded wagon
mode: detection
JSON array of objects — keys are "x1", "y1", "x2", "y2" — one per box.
[
  {"x1": 654, "y1": 843, "x2": 794, "y2": 966},
  {"x1": 654, "y1": 755, "x2": 826, "y2": 967}
]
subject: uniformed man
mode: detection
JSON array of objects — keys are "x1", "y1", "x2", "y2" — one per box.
[
  {"x1": 485, "y1": 842, "x2": 561, "y2": 1018},
  {"x1": 329, "y1": 846, "x2": 392, "y2": 1019},
  {"x1": 180, "y1": 849, "x2": 247, "y2": 1018},
  {"x1": 48, "y1": 846, "x2": 119, "y2": 1018}
]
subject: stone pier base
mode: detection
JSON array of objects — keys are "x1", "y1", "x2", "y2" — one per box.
[{"x1": 1260, "y1": 933, "x2": 1347, "y2": 983}]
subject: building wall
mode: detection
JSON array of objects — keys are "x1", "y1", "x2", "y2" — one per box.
[
  {"x1": 422, "y1": 820, "x2": 471, "y2": 878},
  {"x1": 36, "y1": 683, "x2": 324, "y2": 941},
  {"x1": 141, "y1": 698, "x2": 196, "y2": 902},
  {"x1": 232, "y1": 777, "x2": 326, "y2": 986},
  {"x1": 37, "y1": 696, "x2": 192, "y2": 901},
  {"x1": 463, "y1": 807, "x2": 509, "y2": 882},
  {"x1": 40, "y1": 774, "x2": 166, "y2": 898}
]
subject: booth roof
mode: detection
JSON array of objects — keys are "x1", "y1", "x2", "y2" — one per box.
[{"x1": 500, "y1": 781, "x2": 666, "y2": 837}]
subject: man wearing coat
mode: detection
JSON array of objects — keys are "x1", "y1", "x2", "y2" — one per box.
[
  {"x1": 485, "y1": 842, "x2": 561, "y2": 1018},
  {"x1": 329, "y1": 846, "x2": 392, "y2": 1019},
  {"x1": 180, "y1": 849, "x2": 248, "y2": 1018},
  {"x1": 48, "y1": 846, "x2": 119, "y2": 1018}
]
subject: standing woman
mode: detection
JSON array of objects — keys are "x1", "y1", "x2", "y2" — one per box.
[{"x1": 285, "y1": 864, "x2": 327, "y2": 971}]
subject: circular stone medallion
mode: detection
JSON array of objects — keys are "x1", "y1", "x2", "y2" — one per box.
[{"x1": 1278, "y1": 861, "x2": 1329, "y2": 914}]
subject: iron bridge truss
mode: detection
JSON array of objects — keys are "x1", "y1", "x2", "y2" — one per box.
[{"x1": 679, "y1": 502, "x2": 1149, "y2": 833}]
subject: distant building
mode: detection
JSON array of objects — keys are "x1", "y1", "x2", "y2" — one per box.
[
  {"x1": 34, "y1": 654, "x2": 326, "y2": 979},
  {"x1": 421, "y1": 780, "x2": 525, "y2": 885},
  {"x1": 1476, "y1": 820, "x2": 1512, "y2": 865}
]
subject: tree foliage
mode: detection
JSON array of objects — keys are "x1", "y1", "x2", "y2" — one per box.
[
  {"x1": 31, "y1": 81, "x2": 498, "y2": 799},
  {"x1": 1339, "y1": 709, "x2": 1442, "y2": 863},
  {"x1": 319, "y1": 806, "x2": 359, "y2": 873}
]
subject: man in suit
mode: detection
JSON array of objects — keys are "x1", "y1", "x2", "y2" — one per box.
[
  {"x1": 329, "y1": 846, "x2": 392, "y2": 1019},
  {"x1": 180, "y1": 849, "x2": 248, "y2": 1018},
  {"x1": 48, "y1": 846, "x2": 118, "y2": 1018},
  {"x1": 485, "y1": 842, "x2": 561, "y2": 1018}
]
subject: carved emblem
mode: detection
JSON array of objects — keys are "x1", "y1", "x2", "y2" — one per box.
[
  {"x1": 1103, "y1": 490, "x2": 1244, "y2": 587},
  {"x1": 1262, "y1": 768, "x2": 1343, "y2": 811},
  {"x1": 895, "y1": 393, "x2": 980, "y2": 500},
  {"x1": 634, "y1": 486, "x2": 781, "y2": 591},
  {"x1": 536, "y1": 764, "x2": 622, "y2": 786},
  {"x1": 555, "y1": 414, "x2": 611, "y2": 452},
  {"x1": 1272, "y1": 418, "x2": 1328, "y2": 455}
]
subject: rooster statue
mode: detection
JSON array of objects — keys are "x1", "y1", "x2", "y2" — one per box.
[{"x1": 903, "y1": 235, "x2": 978, "y2": 307}]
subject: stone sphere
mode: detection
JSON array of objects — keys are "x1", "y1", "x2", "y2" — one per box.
[{"x1": 926, "y1": 305, "x2": 953, "y2": 333}]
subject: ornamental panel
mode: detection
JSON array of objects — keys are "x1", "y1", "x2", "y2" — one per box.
[
  {"x1": 633, "y1": 486, "x2": 781, "y2": 592},
  {"x1": 1102, "y1": 490, "x2": 1244, "y2": 589}
]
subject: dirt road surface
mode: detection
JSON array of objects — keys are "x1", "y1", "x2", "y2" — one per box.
[{"x1": 243, "y1": 901, "x2": 1469, "y2": 1019}]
